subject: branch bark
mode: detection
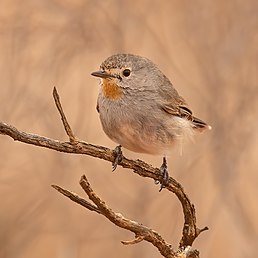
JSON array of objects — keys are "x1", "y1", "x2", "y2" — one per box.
[
  {"x1": 54, "y1": 175, "x2": 177, "y2": 257},
  {"x1": 0, "y1": 87, "x2": 208, "y2": 257}
]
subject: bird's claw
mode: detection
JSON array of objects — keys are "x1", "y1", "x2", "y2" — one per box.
[
  {"x1": 158, "y1": 157, "x2": 170, "y2": 191},
  {"x1": 112, "y1": 145, "x2": 123, "y2": 171}
]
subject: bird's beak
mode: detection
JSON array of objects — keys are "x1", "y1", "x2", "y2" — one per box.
[{"x1": 91, "y1": 70, "x2": 115, "y2": 79}]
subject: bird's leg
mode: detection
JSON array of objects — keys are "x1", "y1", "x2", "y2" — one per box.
[
  {"x1": 112, "y1": 145, "x2": 123, "y2": 171},
  {"x1": 159, "y1": 156, "x2": 170, "y2": 191}
]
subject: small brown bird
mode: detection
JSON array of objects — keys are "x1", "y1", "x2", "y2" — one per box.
[{"x1": 92, "y1": 54, "x2": 211, "y2": 190}]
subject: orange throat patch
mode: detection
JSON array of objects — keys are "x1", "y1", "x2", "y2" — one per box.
[{"x1": 102, "y1": 79, "x2": 123, "y2": 100}]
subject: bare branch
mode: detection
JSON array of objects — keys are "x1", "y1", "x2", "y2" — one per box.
[
  {"x1": 53, "y1": 174, "x2": 177, "y2": 257},
  {"x1": 52, "y1": 174, "x2": 201, "y2": 257},
  {"x1": 0, "y1": 121, "x2": 206, "y2": 246},
  {"x1": 0, "y1": 87, "x2": 208, "y2": 256}
]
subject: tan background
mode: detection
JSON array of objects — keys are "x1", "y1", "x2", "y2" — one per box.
[{"x1": 0, "y1": 1, "x2": 257, "y2": 257}]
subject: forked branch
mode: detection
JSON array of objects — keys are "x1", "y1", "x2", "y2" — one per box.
[{"x1": 0, "y1": 87, "x2": 208, "y2": 257}]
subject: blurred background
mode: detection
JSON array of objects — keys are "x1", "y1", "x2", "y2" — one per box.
[{"x1": 0, "y1": 0, "x2": 257, "y2": 257}]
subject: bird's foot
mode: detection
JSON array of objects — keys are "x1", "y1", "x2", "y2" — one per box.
[
  {"x1": 155, "y1": 157, "x2": 170, "y2": 191},
  {"x1": 112, "y1": 145, "x2": 123, "y2": 171}
]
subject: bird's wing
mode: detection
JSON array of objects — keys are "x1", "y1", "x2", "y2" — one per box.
[
  {"x1": 161, "y1": 102, "x2": 192, "y2": 120},
  {"x1": 161, "y1": 102, "x2": 209, "y2": 131},
  {"x1": 156, "y1": 77, "x2": 190, "y2": 118},
  {"x1": 155, "y1": 76, "x2": 210, "y2": 131}
]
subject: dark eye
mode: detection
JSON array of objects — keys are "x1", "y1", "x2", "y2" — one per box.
[{"x1": 122, "y1": 69, "x2": 131, "y2": 77}]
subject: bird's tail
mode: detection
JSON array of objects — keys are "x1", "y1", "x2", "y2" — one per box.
[{"x1": 192, "y1": 116, "x2": 212, "y2": 132}]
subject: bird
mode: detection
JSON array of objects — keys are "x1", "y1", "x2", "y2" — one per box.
[{"x1": 91, "y1": 53, "x2": 211, "y2": 190}]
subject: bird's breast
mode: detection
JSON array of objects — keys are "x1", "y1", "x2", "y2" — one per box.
[{"x1": 102, "y1": 79, "x2": 123, "y2": 100}]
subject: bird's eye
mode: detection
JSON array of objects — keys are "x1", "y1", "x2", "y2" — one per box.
[{"x1": 122, "y1": 69, "x2": 131, "y2": 77}]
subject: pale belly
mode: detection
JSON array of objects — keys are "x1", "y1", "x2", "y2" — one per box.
[
  {"x1": 100, "y1": 114, "x2": 193, "y2": 155},
  {"x1": 108, "y1": 123, "x2": 172, "y2": 155}
]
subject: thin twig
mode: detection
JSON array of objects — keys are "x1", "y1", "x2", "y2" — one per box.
[
  {"x1": 53, "y1": 87, "x2": 77, "y2": 143},
  {"x1": 51, "y1": 184, "x2": 101, "y2": 214},
  {"x1": 121, "y1": 235, "x2": 145, "y2": 245}
]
